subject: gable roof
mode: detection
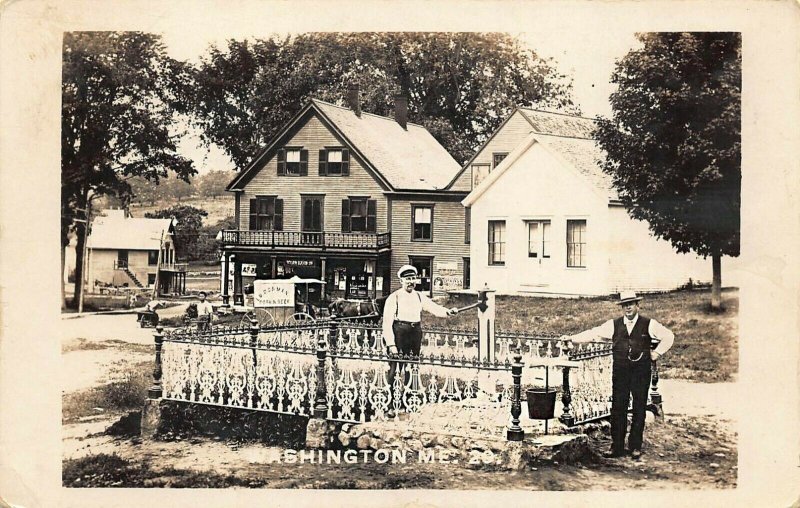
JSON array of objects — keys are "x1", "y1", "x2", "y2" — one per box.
[
  {"x1": 517, "y1": 108, "x2": 597, "y2": 139},
  {"x1": 88, "y1": 212, "x2": 174, "y2": 250},
  {"x1": 227, "y1": 99, "x2": 462, "y2": 192},
  {"x1": 446, "y1": 107, "x2": 600, "y2": 188},
  {"x1": 462, "y1": 131, "x2": 617, "y2": 207}
]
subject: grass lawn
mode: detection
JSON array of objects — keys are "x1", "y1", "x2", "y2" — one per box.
[{"x1": 425, "y1": 288, "x2": 738, "y2": 383}]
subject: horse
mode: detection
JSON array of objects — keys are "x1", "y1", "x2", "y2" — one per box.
[{"x1": 328, "y1": 297, "x2": 388, "y2": 323}]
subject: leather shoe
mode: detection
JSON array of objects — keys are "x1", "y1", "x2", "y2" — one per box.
[
  {"x1": 630, "y1": 449, "x2": 642, "y2": 459},
  {"x1": 602, "y1": 449, "x2": 626, "y2": 458}
]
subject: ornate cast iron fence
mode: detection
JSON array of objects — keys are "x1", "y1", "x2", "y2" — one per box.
[{"x1": 148, "y1": 314, "x2": 659, "y2": 440}]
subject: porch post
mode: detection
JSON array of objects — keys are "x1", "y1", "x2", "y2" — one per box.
[
  {"x1": 233, "y1": 256, "x2": 243, "y2": 306},
  {"x1": 221, "y1": 252, "x2": 230, "y2": 306}
]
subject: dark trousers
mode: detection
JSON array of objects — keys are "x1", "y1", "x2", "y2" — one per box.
[
  {"x1": 610, "y1": 358, "x2": 651, "y2": 452},
  {"x1": 387, "y1": 322, "x2": 422, "y2": 405}
]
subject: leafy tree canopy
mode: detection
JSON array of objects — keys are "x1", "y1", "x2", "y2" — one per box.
[
  {"x1": 189, "y1": 32, "x2": 576, "y2": 166},
  {"x1": 62, "y1": 31, "x2": 197, "y2": 305},
  {"x1": 146, "y1": 205, "x2": 208, "y2": 260},
  {"x1": 595, "y1": 32, "x2": 741, "y2": 259}
]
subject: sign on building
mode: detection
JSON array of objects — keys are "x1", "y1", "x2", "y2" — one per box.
[
  {"x1": 241, "y1": 263, "x2": 257, "y2": 276},
  {"x1": 253, "y1": 280, "x2": 295, "y2": 308},
  {"x1": 434, "y1": 261, "x2": 463, "y2": 291}
]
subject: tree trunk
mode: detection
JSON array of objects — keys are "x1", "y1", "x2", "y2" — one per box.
[
  {"x1": 72, "y1": 222, "x2": 87, "y2": 308},
  {"x1": 711, "y1": 253, "x2": 722, "y2": 310},
  {"x1": 61, "y1": 242, "x2": 66, "y2": 311}
]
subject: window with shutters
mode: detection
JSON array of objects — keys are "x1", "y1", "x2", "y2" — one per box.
[
  {"x1": 341, "y1": 197, "x2": 377, "y2": 233},
  {"x1": 248, "y1": 196, "x2": 283, "y2": 231},
  {"x1": 276, "y1": 147, "x2": 308, "y2": 176},
  {"x1": 566, "y1": 219, "x2": 587, "y2": 268},
  {"x1": 412, "y1": 205, "x2": 433, "y2": 241},
  {"x1": 318, "y1": 147, "x2": 350, "y2": 176},
  {"x1": 488, "y1": 220, "x2": 506, "y2": 266}
]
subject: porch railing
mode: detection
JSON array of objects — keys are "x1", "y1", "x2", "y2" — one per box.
[{"x1": 221, "y1": 230, "x2": 391, "y2": 250}]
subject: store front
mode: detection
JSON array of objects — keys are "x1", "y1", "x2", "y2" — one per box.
[{"x1": 221, "y1": 251, "x2": 391, "y2": 306}]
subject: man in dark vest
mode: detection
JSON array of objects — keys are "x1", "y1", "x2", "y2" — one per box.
[{"x1": 563, "y1": 291, "x2": 674, "y2": 459}]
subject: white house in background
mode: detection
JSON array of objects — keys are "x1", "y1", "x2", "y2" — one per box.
[
  {"x1": 460, "y1": 108, "x2": 709, "y2": 297},
  {"x1": 85, "y1": 209, "x2": 186, "y2": 294}
]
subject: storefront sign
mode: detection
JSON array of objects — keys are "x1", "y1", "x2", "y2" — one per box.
[
  {"x1": 253, "y1": 280, "x2": 295, "y2": 308},
  {"x1": 434, "y1": 262, "x2": 462, "y2": 291},
  {"x1": 285, "y1": 259, "x2": 317, "y2": 267},
  {"x1": 241, "y1": 263, "x2": 257, "y2": 276}
]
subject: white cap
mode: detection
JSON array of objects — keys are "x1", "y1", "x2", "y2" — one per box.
[{"x1": 397, "y1": 265, "x2": 418, "y2": 279}]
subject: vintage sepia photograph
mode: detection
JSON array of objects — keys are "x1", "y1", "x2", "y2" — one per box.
[
  {"x1": 1, "y1": 1, "x2": 799, "y2": 507},
  {"x1": 59, "y1": 29, "x2": 740, "y2": 490}
]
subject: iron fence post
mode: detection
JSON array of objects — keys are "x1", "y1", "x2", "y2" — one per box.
[
  {"x1": 507, "y1": 352, "x2": 524, "y2": 441},
  {"x1": 559, "y1": 365, "x2": 575, "y2": 427},
  {"x1": 649, "y1": 358, "x2": 663, "y2": 418},
  {"x1": 147, "y1": 326, "x2": 164, "y2": 399},
  {"x1": 314, "y1": 327, "x2": 330, "y2": 418}
]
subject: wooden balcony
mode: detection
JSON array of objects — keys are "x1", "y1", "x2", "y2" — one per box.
[{"x1": 221, "y1": 230, "x2": 391, "y2": 253}]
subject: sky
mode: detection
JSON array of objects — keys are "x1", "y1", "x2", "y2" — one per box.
[{"x1": 163, "y1": 31, "x2": 642, "y2": 175}]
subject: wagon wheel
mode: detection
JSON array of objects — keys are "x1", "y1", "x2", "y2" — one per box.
[
  {"x1": 239, "y1": 308, "x2": 276, "y2": 329},
  {"x1": 286, "y1": 312, "x2": 315, "y2": 326}
]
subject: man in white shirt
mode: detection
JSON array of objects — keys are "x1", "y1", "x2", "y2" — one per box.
[
  {"x1": 196, "y1": 291, "x2": 214, "y2": 331},
  {"x1": 562, "y1": 291, "x2": 674, "y2": 459},
  {"x1": 382, "y1": 265, "x2": 459, "y2": 413}
]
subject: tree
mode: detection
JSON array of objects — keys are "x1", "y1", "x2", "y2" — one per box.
[
  {"x1": 146, "y1": 205, "x2": 208, "y2": 260},
  {"x1": 197, "y1": 170, "x2": 232, "y2": 199},
  {"x1": 62, "y1": 31, "x2": 196, "y2": 309},
  {"x1": 189, "y1": 33, "x2": 576, "y2": 166},
  {"x1": 595, "y1": 33, "x2": 741, "y2": 309}
]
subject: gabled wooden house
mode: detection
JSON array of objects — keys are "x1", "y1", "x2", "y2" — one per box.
[
  {"x1": 221, "y1": 89, "x2": 471, "y2": 305},
  {"x1": 460, "y1": 108, "x2": 709, "y2": 297}
]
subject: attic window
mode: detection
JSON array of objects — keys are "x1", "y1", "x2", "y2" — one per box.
[
  {"x1": 319, "y1": 148, "x2": 350, "y2": 176},
  {"x1": 286, "y1": 149, "x2": 302, "y2": 175},
  {"x1": 277, "y1": 148, "x2": 308, "y2": 176},
  {"x1": 492, "y1": 152, "x2": 508, "y2": 169}
]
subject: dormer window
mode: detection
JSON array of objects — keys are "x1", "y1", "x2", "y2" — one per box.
[
  {"x1": 277, "y1": 147, "x2": 308, "y2": 176},
  {"x1": 319, "y1": 147, "x2": 350, "y2": 176}
]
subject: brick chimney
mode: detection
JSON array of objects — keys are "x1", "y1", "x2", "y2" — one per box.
[
  {"x1": 394, "y1": 95, "x2": 408, "y2": 130},
  {"x1": 346, "y1": 85, "x2": 361, "y2": 117}
]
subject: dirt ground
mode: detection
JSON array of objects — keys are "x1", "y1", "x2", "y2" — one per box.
[{"x1": 62, "y1": 407, "x2": 736, "y2": 489}]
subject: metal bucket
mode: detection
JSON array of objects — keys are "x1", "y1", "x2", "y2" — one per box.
[{"x1": 526, "y1": 388, "x2": 557, "y2": 420}]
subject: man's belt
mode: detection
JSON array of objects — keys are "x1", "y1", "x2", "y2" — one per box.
[{"x1": 394, "y1": 320, "x2": 421, "y2": 327}]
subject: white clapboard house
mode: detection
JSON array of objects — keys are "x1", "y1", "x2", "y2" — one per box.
[{"x1": 460, "y1": 108, "x2": 709, "y2": 297}]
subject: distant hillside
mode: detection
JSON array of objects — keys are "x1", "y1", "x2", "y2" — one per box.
[{"x1": 130, "y1": 196, "x2": 235, "y2": 227}]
